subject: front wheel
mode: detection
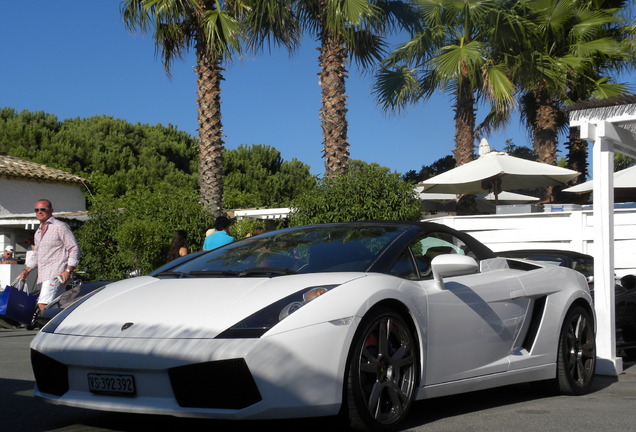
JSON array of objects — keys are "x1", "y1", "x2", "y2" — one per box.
[
  {"x1": 343, "y1": 308, "x2": 418, "y2": 432},
  {"x1": 554, "y1": 305, "x2": 596, "y2": 395}
]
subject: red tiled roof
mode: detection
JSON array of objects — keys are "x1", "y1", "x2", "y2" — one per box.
[{"x1": 0, "y1": 155, "x2": 88, "y2": 185}]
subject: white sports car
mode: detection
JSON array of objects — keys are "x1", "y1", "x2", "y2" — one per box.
[{"x1": 31, "y1": 221, "x2": 596, "y2": 431}]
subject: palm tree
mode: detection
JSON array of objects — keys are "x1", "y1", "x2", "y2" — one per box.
[
  {"x1": 566, "y1": 0, "x2": 635, "y2": 185},
  {"x1": 507, "y1": 0, "x2": 631, "y2": 197},
  {"x1": 293, "y1": 0, "x2": 418, "y2": 177},
  {"x1": 121, "y1": 0, "x2": 298, "y2": 216},
  {"x1": 374, "y1": 0, "x2": 516, "y2": 167}
]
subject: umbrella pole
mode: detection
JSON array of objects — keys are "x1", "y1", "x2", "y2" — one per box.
[{"x1": 494, "y1": 177, "x2": 501, "y2": 207}]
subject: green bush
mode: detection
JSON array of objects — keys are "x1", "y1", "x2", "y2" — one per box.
[
  {"x1": 76, "y1": 185, "x2": 215, "y2": 280},
  {"x1": 289, "y1": 161, "x2": 422, "y2": 226}
]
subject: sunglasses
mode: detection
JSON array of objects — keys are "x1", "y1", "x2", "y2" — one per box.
[{"x1": 34, "y1": 208, "x2": 50, "y2": 213}]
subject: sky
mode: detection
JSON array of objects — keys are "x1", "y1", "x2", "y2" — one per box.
[{"x1": 1, "y1": 1, "x2": 633, "y2": 177}]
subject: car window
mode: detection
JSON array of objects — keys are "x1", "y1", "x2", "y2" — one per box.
[
  {"x1": 388, "y1": 250, "x2": 418, "y2": 280},
  {"x1": 171, "y1": 225, "x2": 410, "y2": 276},
  {"x1": 408, "y1": 231, "x2": 476, "y2": 280},
  {"x1": 571, "y1": 257, "x2": 594, "y2": 277}
]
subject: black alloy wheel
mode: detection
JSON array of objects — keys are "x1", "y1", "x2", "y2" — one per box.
[
  {"x1": 344, "y1": 308, "x2": 418, "y2": 432},
  {"x1": 555, "y1": 305, "x2": 596, "y2": 395}
]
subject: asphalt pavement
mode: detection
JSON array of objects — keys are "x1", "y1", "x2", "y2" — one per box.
[{"x1": 1, "y1": 325, "x2": 636, "y2": 432}]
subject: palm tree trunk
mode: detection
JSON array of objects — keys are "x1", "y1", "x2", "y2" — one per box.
[
  {"x1": 453, "y1": 79, "x2": 476, "y2": 166},
  {"x1": 319, "y1": 30, "x2": 350, "y2": 178},
  {"x1": 565, "y1": 126, "x2": 588, "y2": 185},
  {"x1": 531, "y1": 85, "x2": 559, "y2": 201},
  {"x1": 453, "y1": 77, "x2": 478, "y2": 214},
  {"x1": 195, "y1": 51, "x2": 225, "y2": 217}
]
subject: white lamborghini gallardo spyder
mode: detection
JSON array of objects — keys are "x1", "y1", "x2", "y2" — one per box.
[{"x1": 31, "y1": 221, "x2": 596, "y2": 431}]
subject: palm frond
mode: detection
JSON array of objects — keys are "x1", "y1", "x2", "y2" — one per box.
[
  {"x1": 589, "y1": 81, "x2": 634, "y2": 99},
  {"x1": 201, "y1": 8, "x2": 243, "y2": 60},
  {"x1": 481, "y1": 62, "x2": 516, "y2": 109},
  {"x1": 428, "y1": 40, "x2": 486, "y2": 80},
  {"x1": 475, "y1": 102, "x2": 514, "y2": 138},
  {"x1": 325, "y1": 0, "x2": 380, "y2": 35},
  {"x1": 155, "y1": 22, "x2": 191, "y2": 73},
  {"x1": 572, "y1": 9, "x2": 621, "y2": 41},
  {"x1": 571, "y1": 37, "x2": 625, "y2": 58},
  {"x1": 243, "y1": 0, "x2": 300, "y2": 51},
  {"x1": 382, "y1": 32, "x2": 435, "y2": 68},
  {"x1": 345, "y1": 29, "x2": 386, "y2": 68},
  {"x1": 373, "y1": 66, "x2": 423, "y2": 112}
]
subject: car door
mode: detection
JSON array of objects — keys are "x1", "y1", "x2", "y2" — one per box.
[{"x1": 410, "y1": 232, "x2": 530, "y2": 385}]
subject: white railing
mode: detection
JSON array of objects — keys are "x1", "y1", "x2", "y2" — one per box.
[{"x1": 427, "y1": 207, "x2": 636, "y2": 277}]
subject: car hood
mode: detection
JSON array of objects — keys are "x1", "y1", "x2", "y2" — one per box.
[{"x1": 48, "y1": 273, "x2": 364, "y2": 339}]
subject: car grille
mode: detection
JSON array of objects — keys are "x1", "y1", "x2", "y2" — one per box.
[
  {"x1": 31, "y1": 349, "x2": 69, "y2": 396},
  {"x1": 168, "y1": 358, "x2": 262, "y2": 409}
]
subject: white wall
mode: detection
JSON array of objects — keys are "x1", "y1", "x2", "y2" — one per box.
[
  {"x1": 0, "y1": 178, "x2": 86, "y2": 217},
  {"x1": 0, "y1": 264, "x2": 38, "y2": 293},
  {"x1": 427, "y1": 207, "x2": 636, "y2": 277}
]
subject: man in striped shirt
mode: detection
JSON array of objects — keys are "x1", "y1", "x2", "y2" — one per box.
[{"x1": 19, "y1": 199, "x2": 80, "y2": 310}]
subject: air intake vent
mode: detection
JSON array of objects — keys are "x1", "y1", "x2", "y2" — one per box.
[
  {"x1": 507, "y1": 259, "x2": 541, "y2": 272},
  {"x1": 523, "y1": 296, "x2": 547, "y2": 351},
  {"x1": 31, "y1": 349, "x2": 69, "y2": 396},
  {"x1": 169, "y1": 358, "x2": 262, "y2": 409}
]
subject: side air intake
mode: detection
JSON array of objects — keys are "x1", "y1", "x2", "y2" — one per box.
[{"x1": 522, "y1": 296, "x2": 547, "y2": 351}]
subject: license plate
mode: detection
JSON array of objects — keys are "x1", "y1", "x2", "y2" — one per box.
[{"x1": 87, "y1": 373, "x2": 136, "y2": 395}]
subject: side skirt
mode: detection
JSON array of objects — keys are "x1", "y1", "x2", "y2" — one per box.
[{"x1": 415, "y1": 364, "x2": 555, "y2": 400}]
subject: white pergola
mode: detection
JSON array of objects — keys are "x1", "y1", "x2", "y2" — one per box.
[{"x1": 569, "y1": 95, "x2": 636, "y2": 376}]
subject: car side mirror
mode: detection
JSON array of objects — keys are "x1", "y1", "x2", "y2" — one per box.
[
  {"x1": 621, "y1": 274, "x2": 636, "y2": 290},
  {"x1": 431, "y1": 254, "x2": 479, "y2": 285}
]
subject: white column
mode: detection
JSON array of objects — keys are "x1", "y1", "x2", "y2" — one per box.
[
  {"x1": 592, "y1": 122, "x2": 622, "y2": 375},
  {"x1": 0, "y1": 233, "x2": 14, "y2": 250}
]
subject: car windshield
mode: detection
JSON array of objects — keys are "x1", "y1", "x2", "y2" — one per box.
[{"x1": 163, "y1": 224, "x2": 409, "y2": 277}]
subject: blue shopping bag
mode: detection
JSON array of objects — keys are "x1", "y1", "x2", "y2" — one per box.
[{"x1": 0, "y1": 279, "x2": 38, "y2": 324}]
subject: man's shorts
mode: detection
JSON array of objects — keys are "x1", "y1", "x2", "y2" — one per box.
[{"x1": 38, "y1": 278, "x2": 67, "y2": 305}]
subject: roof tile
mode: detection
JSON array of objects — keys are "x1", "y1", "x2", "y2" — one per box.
[{"x1": 0, "y1": 155, "x2": 88, "y2": 185}]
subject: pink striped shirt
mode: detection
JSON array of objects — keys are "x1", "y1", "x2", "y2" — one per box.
[{"x1": 26, "y1": 216, "x2": 80, "y2": 283}]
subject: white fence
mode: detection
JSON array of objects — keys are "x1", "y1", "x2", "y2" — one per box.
[{"x1": 427, "y1": 207, "x2": 636, "y2": 277}]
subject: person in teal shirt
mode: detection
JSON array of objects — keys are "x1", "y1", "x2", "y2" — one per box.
[{"x1": 203, "y1": 216, "x2": 235, "y2": 251}]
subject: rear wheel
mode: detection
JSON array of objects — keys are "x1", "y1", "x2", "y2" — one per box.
[
  {"x1": 554, "y1": 305, "x2": 596, "y2": 395},
  {"x1": 344, "y1": 308, "x2": 418, "y2": 432}
]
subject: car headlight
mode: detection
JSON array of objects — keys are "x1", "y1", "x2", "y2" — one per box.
[
  {"x1": 41, "y1": 286, "x2": 107, "y2": 334},
  {"x1": 216, "y1": 285, "x2": 337, "y2": 339}
]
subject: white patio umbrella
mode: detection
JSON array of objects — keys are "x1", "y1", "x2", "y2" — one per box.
[
  {"x1": 478, "y1": 191, "x2": 539, "y2": 202},
  {"x1": 416, "y1": 190, "x2": 539, "y2": 202},
  {"x1": 419, "y1": 151, "x2": 580, "y2": 204},
  {"x1": 563, "y1": 165, "x2": 636, "y2": 192},
  {"x1": 477, "y1": 138, "x2": 491, "y2": 157}
]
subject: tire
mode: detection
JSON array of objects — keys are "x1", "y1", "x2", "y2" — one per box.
[
  {"x1": 343, "y1": 308, "x2": 418, "y2": 432},
  {"x1": 554, "y1": 305, "x2": 596, "y2": 395}
]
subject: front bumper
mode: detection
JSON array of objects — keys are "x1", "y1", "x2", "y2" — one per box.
[{"x1": 30, "y1": 319, "x2": 357, "y2": 420}]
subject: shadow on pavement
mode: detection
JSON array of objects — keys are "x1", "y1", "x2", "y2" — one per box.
[
  {"x1": 402, "y1": 369, "x2": 623, "y2": 431},
  {"x1": 3, "y1": 359, "x2": 634, "y2": 431},
  {"x1": 0, "y1": 376, "x2": 344, "y2": 432}
]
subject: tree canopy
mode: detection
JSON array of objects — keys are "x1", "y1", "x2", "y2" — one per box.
[
  {"x1": 223, "y1": 144, "x2": 317, "y2": 209},
  {"x1": 1, "y1": 107, "x2": 316, "y2": 278},
  {"x1": 290, "y1": 160, "x2": 422, "y2": 225},
  {"x1": 0, "y1": 107, "x2": 199, "y2": 197},
  {"x1": 121, "y1": 0, "x2": 300, "y2": 215}
]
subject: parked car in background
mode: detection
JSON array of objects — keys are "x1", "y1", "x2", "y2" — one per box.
[
  {"x1": 497, "y1": 249, "x2": 636, "y2": 358},
  {"x1": 32, "y1": 222, "x2": 595, "y2": 431}
]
